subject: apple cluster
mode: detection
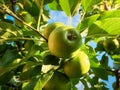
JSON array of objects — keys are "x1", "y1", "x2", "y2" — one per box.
[
  {"x1": 43, "y1": 22, "x2": 90, "y2": 90},
  {"x1": 44, "y1": 22, "x2": 82, "y2": 58}
]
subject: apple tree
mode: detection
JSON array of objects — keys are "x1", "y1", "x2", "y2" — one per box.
[{"x1": 0, "y1": 0, "x2": 120, "y2": 90}]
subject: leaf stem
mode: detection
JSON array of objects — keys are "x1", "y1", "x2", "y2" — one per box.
[
  {"x1": 37, "y1": 0, "x2": 44, "y2": 31},
  {"x1": 0, "y1": 4, "x2": 48, "y2": 42}
]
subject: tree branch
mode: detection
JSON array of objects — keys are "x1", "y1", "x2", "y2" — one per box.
[{"x1": 0, "y1": 4, "x2": 48, "y2": 42}]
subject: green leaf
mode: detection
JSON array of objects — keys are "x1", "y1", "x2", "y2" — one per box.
[
  {"x1": 77, "y1": 14, "x2": 100, "y2": 32},
  {"x1": 35, "y1": 0, "x2": 53, "y2": 6},
  {"x1": 23, "y1": 0, "x2": 39, "y2": 16},
  {"x1": 20, "y1": 64, "x2": 41, "y2": 80},
  {"x1": 69, "y1": 0, "x2": 81, "y2": 16},
  {"x1": 59, "y1": 0, "x2": 81, "y2": 16},
  {"x1": 49, "y1": 0, "x2": 80, "y2": 16},
  {"x1": 24, "y1": 45, "x2": 41, "y2": 61},
  {"x1": 99, "y1": 10, "x2": 120, "y2": 20},
  {"x1": 100, "y1": 54, "x2": 109, "y2": 68},
  {"x1": 0, "y1": 21, "x2": 23, "y2": 39},
  {"x1": 22, "y1": 79, "x2": 38, "y2": 90},
  {"x1": 87, "y1": 18, "x2": 120, "y2": 37},
  {"x1": 81, "y1": 0, "x2": 102, "y2": 12},
  {"x1": 59, "y1": 0, "x2": 71, "y2": 16},
  {"x1": 0, "y1": 49, "x2": 21, "y2": 66},
  {"x1": 34, "y1": 71, "x2": 54, "y2": 90},
  {"x1": 48, "y1": 0, "x2": 62, "y2": 11},
  {"x1": 0, "y1": 71, "x2": 13, "y2": 85},
  {"x1": 44, "y1": 0, "x2": 53, "y2": 4},
  {"x1": 0, "y1": 0, "x2": 4, "y2": 3},
  {"x1": 92, "y1": 67, "x2": 108, "y2": 80},
  {"x1": 0, "y1": 62, "x2": 25, "y2": 76}
]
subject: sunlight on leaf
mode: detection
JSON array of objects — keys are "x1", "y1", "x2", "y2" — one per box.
[
  {"x1": 88, "y1": 18, "x2": 120, "y2": 36},
  {"x1": 81, "y1": 0, "x2": 102, "y2": 12},
  {"x1": 59, "y1": 0, "x2": 71, "y2": 16},
  {"x1": 34, "y1": 71, "x2": 54, "y2": 90}
]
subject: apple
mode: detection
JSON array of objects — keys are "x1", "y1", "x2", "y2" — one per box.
[
  {"x1": 103, "y1": 38, "x2": 119, "y2": 53},
  {"x1": 63, "y1": 51, "x2": 90, "y2": 78},
  {"x1": 43, "y1": 22, "x2": 64, "y2": 40},
  {"x1": 48, "y1": 26, "x2": 82, "y2": 58}
]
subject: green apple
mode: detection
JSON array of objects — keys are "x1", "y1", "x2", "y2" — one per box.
[
  {"x1": 63, "y1": 51, "x2": 90, "y2": 78},
  {"x1": 103, "y1": 38, "x2": 119, "y2": 53},
  {"x1": 44, "y1": 22, "x2": 64, "y2": 40},
  {"x1": 48, "y1": 26, "x2": 82, "y2": 58},
  {"x1": 43, "y1": 71, "x2": 71, "y2": 90}
]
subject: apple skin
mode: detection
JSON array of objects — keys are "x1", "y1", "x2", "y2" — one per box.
[
  {"x1": 63, "y1": 51, "x2": 90, "y2": 78},
  {"x1": 43, "y1": 71, "x2": 71, "y2": 90},
  {"x1": 44, "y1": 22, "x2": 64, "y2": 40},
  {"x1": 48, "y1": 26, "x2": 82, "y2": 58}
]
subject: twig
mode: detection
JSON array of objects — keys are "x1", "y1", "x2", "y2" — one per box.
[
  {"x1": 37, "y1": 0, "x2": 44, "y2": 31},
  {"x1": 0, "y1": 37, "x2": 40, "y2": 41},
  {"x1": 0, "y1": 4, "x2": 48, "y2": 42}
]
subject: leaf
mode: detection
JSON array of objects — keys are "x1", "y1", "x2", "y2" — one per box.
[
  {"x1": 59, "y1": 0, "x2": 71, "y2": 16},
  {"x1": 0, "y1": 21, "x2": 23, "y2": 39},
  {"x1": 35, "y1": 0, "x2": 53, "y2": 6},
  {"x1": 49, "y1": 0, "x2": 80, "y2": 16},
  {"x1": 69, "y1": 0, "x2": 81, "y2": 16},
  {"x1": 34, "y1": 71, "x2": 54, "y2": 90},
  {"x1": 0, "y1": 0, "x2": 4, "y2": 3},
  {"x1": 22, "y1": 28, "x2": 39, "y2": 38},
  {"x1": 92, "y1": 67, "x2": 108, "y2": 80},
  {"x1": 99, "y1": 10, "x2": 120, "y2": 20},
  {"x1": 24, "y1": 45, "x2": 41, "y2": 61},
  {"x1": 20, "y1": 64, "x2": 42, "y2": 81},
  {"x1": 100, "y1": 54, "x2": 109, "y2": 68},
  {"x1": 87, "y1": 18, "x2": 120, "y2": 36},
  {"x1": 48, "y1": 0, "x2": 62, "y2": 11},
  {"x1": 0, "y1": 62, "x2": 25, "y2": 76},
  {"x1": 0, "y1": 71, "x2": 13, "y2": 85},
  {"x1": 23, "y1": 0, "x2": 39, "y2": 16},
  {"x1": 77, "y1": 14, "x2": 100, "y2": 32},
  {"x1": 81, "y1": 0, "x2": 102, "y2": 12},
  {"x1": 0, "y1": 49, "x2": 21, "y2": 66},
  {"x1": 22, "y1": 79, "x2": 38, "y2": 90}
]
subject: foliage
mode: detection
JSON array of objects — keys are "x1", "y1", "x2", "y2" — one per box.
[{"x1": 0, "y1": 0, "x2": 120, "y2": 90}]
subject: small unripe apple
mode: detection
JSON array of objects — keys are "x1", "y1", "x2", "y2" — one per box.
[
  {"x1": 103, "y1": 38, "x2": 119, "y2": 53},
  {"x1": 48, "y1": 26, "x2": 82, "y2": 58},
  {"x1": 44, "y1": 22, "x2": 64, "y2": 40}
]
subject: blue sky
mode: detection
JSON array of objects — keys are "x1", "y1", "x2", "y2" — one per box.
[{"x1": 48, "y1": 10, "x2": 80, "y2": 27}]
